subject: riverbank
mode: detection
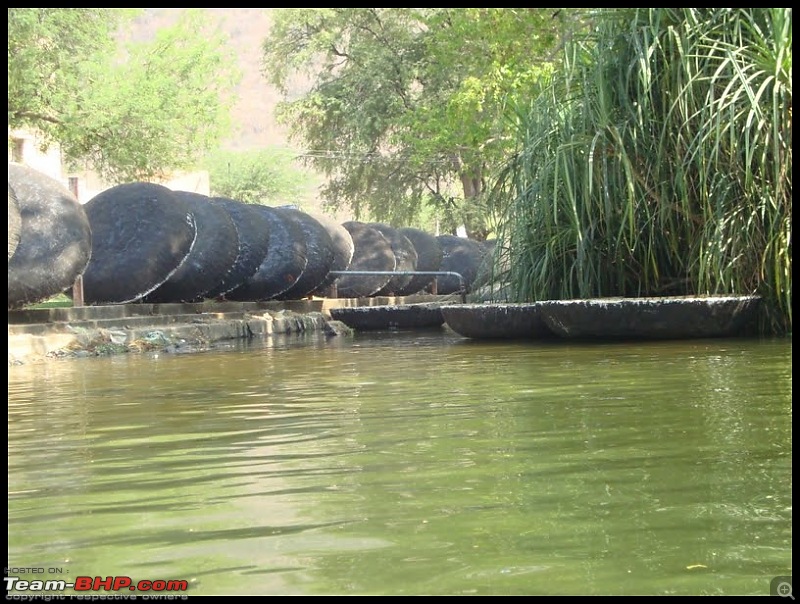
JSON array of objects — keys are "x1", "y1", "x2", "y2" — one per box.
[{"x1": 7, "y1": 295, "x2": 442, "y2": 365}]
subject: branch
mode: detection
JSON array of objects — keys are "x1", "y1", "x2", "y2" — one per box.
[
  {"x1": 354, "y1": 10, "x2": 414, "y2": 110},
  {"x1": 330, "y1": 43, "x2": 350, "y2": 60},
  {"x1": 8, "y1": 109, "x2": 63, "y2": 126}
]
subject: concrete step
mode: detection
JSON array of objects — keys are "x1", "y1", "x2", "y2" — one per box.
[
  {"x1": 7, "y1": 295, "x2": 449, "y2": 364},
  {"x1": 6, "y1": 300, "x2": 325, "y2": 325},
  {"x1": 7, "y1": 312, "x2": 252, "y2": 336},
  {"x1": 6, "y1": 295, "x2": 442, "y2": 326}
]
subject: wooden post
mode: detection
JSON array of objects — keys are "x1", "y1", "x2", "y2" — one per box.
[{"x1": 72, "y1": 274, "x2": 84, "y2": 307}]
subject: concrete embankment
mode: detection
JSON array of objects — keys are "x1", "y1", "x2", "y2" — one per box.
[{"x1": 8, "y1": 295, "x2": 440, "y2": 365}]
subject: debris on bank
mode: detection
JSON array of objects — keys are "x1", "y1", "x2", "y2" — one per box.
[{"x1": 8, "y1": 310, "x2": 350, "y2": 365}]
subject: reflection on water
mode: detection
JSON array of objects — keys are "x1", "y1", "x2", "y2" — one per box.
[{"x1": 7, "y1": 330, "x2": 792, "y2": 595}]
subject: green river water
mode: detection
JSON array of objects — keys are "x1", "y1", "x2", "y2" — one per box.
[{"x1": 7, "y1": 330, "x2": 792, "y2": 595}]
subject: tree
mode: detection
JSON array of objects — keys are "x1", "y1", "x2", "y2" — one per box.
[
  {"x1": 202, "y1": 147, "x2": 320, "y2": 206},
  {"x1": 262, "y1": 9, "x2": 577, "y2": 238},
  {"x1": 8, "y1": 8, "x2": 241, "y2": 182}
]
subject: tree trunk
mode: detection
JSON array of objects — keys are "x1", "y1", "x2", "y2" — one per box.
[{"x1": 459, "y1": 171, "x2": 489, "y2": 241}]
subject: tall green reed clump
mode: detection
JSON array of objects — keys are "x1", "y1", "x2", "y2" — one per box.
[{"x1": 493, "y1": 8, "x2": 791, "y2": 334}]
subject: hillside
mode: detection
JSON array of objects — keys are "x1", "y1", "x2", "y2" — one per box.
[{"x1": 128, "y1": 8, "x2": 294, "y2": 150}]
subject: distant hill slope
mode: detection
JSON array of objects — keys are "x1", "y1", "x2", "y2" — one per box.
[
  {"x1": 127, "y1": 8, "x2": 294, "y2": 150},
  {"x1": 125, "y1": 9, "x2": 350, "y2": 219}
]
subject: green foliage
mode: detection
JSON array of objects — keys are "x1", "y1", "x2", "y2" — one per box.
[
  {"x1": 493, "y1": 8, "x2": 792, "y2": 334},
  {"x1": 202, "y1": 147, "x2": 319, "y2": 206},
  {"x1": 26, "y1": 293, "x2": 73, "y2": 309},
  {"x1": 8, "y1": 9, "x2": 127, "y2": 132},
  {"x1": 262, "y1": 9, "x2": 576, "y2": 235},
  {"x1": 8, "y1": 8, "x2": 240, "y2": 182}
]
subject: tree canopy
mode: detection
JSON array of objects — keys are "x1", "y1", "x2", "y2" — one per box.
[
  {"x1": 262, "y1": 8, "x2": 579, "y2": 236},
  {"x1": 202, "y1": 147, "x2": 320, "y2": 207},
  {"x1": 8, "y1": 8, "x2": 241, "y2": 182}
]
